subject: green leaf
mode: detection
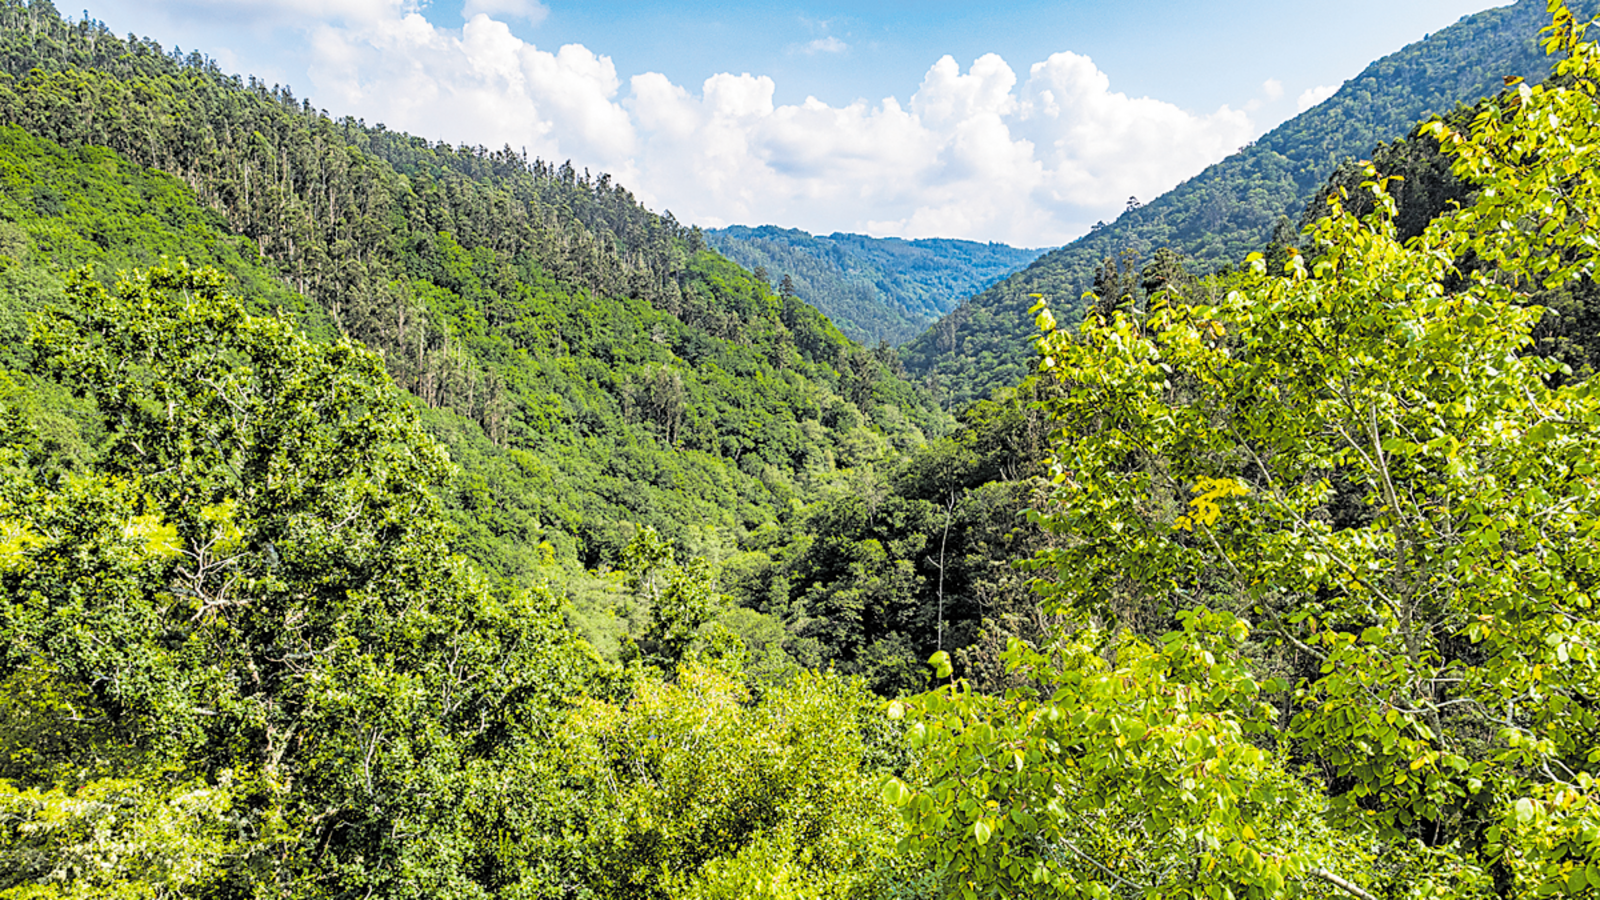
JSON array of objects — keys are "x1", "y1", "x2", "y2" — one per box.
[
  {"x1": 973, "y1": 819, "x2": 992, "y2": 846},
  {"x1": 1516, "y1": 797, "x2": 1536, "y2": 824}
]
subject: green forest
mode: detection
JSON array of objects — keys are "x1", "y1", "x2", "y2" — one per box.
[
  {"x1": 7, "y1": 0, "x2": 1600, "y2": 897},
  {"x1": 703, "y1": 225, "x2": 1044, "y2": 348}
]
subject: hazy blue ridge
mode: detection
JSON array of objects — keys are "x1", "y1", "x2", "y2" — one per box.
[
  {"x1": 705, "y1": 224, "x2": 1045, "y2": 346},
  {"x1": 901, "y1": 0, "x2": 1594, "y2": 407}
]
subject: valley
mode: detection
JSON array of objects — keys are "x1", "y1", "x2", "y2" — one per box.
[{"x1": 2, "y1": 0, "x2": 1599, "y2": 897}]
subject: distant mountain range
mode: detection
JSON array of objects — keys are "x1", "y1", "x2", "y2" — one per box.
[
  {"x1": 704, "y1": 225, "x2": 1045, "y2": 346},
  {"x1": 901, "y1": 0, "x2": 1597, "y2": 406}
]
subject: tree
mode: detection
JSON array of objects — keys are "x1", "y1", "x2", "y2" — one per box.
[
  {"x1": 892, "y1": 6, "x2": 1600, "y2": 897},
  {"x1": 1088, "y1": 250, "x2": 1141, "y2": 323},
  {"x1": 622, "y1": 526, "x2": 724, "y2": 667},
  {"x1": 497, "y1": 661, "x2": 908, "y2": 899},
  {"x1": 1, "y1": 262, "x2": 595, "y2": 898}
]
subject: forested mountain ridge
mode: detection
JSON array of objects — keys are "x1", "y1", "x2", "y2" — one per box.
[
  {"x1": 0, "y1": 0, "x2": 951, "y2": 591},
  {"x1": 9, "y1": 0, "x2": 1600, "y2": 897},
  {"x1": 902, "y1": 0, "x2": 1597, "y2": 405},
  {"x1": 704, "y1": 225, "x2": 1045, "y2": 346},
  {"x1": 0, "y1": 0, "x2": 1021, "y2": 731},
  {"x1": 0, "y1": 4, "x2": 1037, "y2": 892}
]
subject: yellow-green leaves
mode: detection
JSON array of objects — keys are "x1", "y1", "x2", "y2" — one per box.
[
  {"x1": 552, "y1": 663, "x2": 902, "y2": 899},
  {"x1": 0, "y1": 775, "x2": 236, "y2": 897},
  {"x1": 1011, "y1": 6, "x2": 1600, "y2": 896},
  {"x1": 971, "y1": 818, "x2": 992, "y2": 846},
  {"x1": 123, "y1": 512, "x2": 179, "y2": 560},
  {"x1": 894, "y1": 625, "x2": 1350, "y2": 899},
  {"x1": 0, "y1": 519, "x2": 42, "y2": 570},
  {"x1": 1174, "y1": 476, "x2": 1250, "y2": 532},
  {"x1": 4, "y1": 262, "x2": 599, "y2": 897}
]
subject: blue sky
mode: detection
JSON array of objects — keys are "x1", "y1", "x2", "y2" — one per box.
[
  {"x1": 426, "y1": 1, "x2": 1498, "y2": 113},
  {"x1": 82, "y1": 0, "x2": 1505, "y2": 246}
]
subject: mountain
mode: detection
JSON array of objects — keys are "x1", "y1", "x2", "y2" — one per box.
[
  {"x1": 11, "y1": 2, "x2": 1600, "y2": 897},
  {"x1": 0, "y1": 0, "x2": 951, "y2": 593},
  {"x1": 704, "y1": 225, "x2": 1045, "y2": 346},
  {"x1": 901, "y1": 0, "x2": 1594, "y2": 406}
]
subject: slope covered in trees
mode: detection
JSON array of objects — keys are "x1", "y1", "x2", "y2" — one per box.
[
  {"x1": 704, "y1": 225, "x2": 1044, "y2": 346},
  {"x1": 0, "y1": 0, "x2": 950, "y2": 596},
  {"x1": 0, "y1": 0, "x2": 1032, "y2": 701},
  {"x1": 13, "y1": 1, "x2": 1600, "y2": 898},
  {"x1": 902, "y1": 0, "x2": 1598, "y2": 406},
  {"x1": 0, "y1": 261, "x2": 917, "y2": 899},
  {"x1": 1304, "y1": 104, "x2": 1600, "y2": 383},
  {"x1": 891, "y1": 17, "x2": 1600, "y2": 894}
]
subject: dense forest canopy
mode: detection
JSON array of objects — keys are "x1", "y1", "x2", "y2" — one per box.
[
  {"x1": 703, "y1": 225, "x2": 1044, "y2": 347},
  {"x1": 0, "y1": 0, "x2": 1042, "y2": 778},
  {"x1": 0, "y1": 0, "x2": 953, "y2": 580},
  {"x1": 5, "y1": 1, "x2": 1600, "y2": 899},
  {"x1": 887, "y1": 9, "x2": 1600, "y2": 897}
]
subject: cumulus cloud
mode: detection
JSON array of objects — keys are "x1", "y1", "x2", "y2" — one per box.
[
  {"x1": 305, "y1": 13, "x2": 636, "y2": 173},
  {"x1": 613, "y1": 47, "x2": 1256, "y2": 246},
  {"x1": 1298, "y1": 83, "x2": 1339, "y2": 112},
  {"x1": 462, "y1": 0, "x2": 549, "y2": 25},
  {"x1": 268, "y1": 7, "x2": 1260, "y2": 245},
  {"x1": 1262, "y1": 78, "x2": 1284, "y2": 100}
]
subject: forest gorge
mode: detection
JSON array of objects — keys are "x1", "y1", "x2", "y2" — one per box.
[{"x1": 5, "y1": 0, "x2": 1600, "y2": 897}]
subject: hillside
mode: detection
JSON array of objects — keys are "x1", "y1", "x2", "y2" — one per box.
[
  {"x1": 0, "y1": 0, "x2": 951, "y2": 592},
  {"x1": 902, "y1": 0, "x2": 1594, "y2": 405},
  {"x1": 704, "y1": 225, "x2": 1045, "y2": 346},
  {"x1": 10, "y1": 2, "x2": 1600, "y2": 899}
]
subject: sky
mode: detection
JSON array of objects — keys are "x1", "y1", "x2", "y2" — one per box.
[{"x1": 78, "y1": 0, "x2": 1507, "y2": 247}]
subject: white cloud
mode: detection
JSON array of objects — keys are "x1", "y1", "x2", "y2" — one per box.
[
  {"x1": 802, "y1": 36, "x2": 848, "y2": 54},
  {"x1": 1262, "y1": 78, "x2": 1284, "y2": 100},
  {"x1": 612, "y1": 48, "x2": 1255, "y2": 245},
  {"x1": 1297, "y1": 83, "x2": 1339, "y2": 112},
  {"x1": 200, "y1": 6, "x2": 1263, "y2": 246},
  {"x1": 306, "y1": 14, "x2": 636, "y2": 171},
  {"x1": 462, "y1": 0, "x2": 549, "y2": 25}
]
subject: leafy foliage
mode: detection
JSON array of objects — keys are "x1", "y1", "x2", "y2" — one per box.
[
  {"x1": 0, "y1": 264, "x2": 598, "y2": 897},
  {"x1": 888, "y1": 622, "x2": 1354, "y2": 899},
  {"x1": 893, "y1": 8, "x2": 1600, "y2": 895},
  {"x1": 503, "y1": 662, "x2": 906, "y2": 900},
  {"x1": 717, "y1": 375, "x2": 1062, "y2": 695},
  {"x1": 16, "y1": 2, "x2": 1600, "y2": 898},
  {"x1": 0, "y1": 0, "x2": 951, "y2": 591},
  {"x1": 0, "y1": 774, "x2": 237, "y2": 899}
]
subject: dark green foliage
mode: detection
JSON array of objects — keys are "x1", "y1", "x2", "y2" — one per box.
[
  {"x1": 726, "y1": 376, "x2": 1060, "y2": 695},
  {"x1": 8, "y1": 1, "x2": 1600, "y2": 895},
  {"x1": 0, "y1": 124, "x2": 323, "y2": 362},
  {"x1": 902, "y1": 0, "x2": 1598, "y2": 406},
  {"x1": 705, "y1": 225, "x2": 1044, "y2": 345}
]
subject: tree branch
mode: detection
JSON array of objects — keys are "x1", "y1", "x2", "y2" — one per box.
[{"x1": 1310, "y1": 866, "x2": 1378, "y2": 900}]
